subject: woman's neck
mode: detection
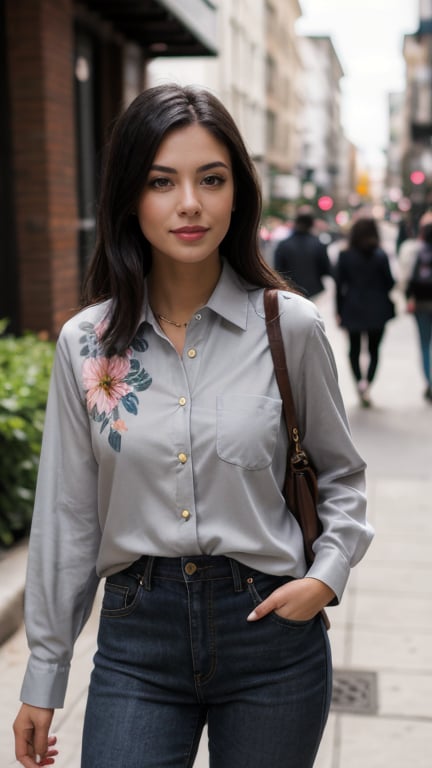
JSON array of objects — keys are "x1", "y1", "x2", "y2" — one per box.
[{"x1": 148, "y1": 257, "x2": 222, "y2": 322}]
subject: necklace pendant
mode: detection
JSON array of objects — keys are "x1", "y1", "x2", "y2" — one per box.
[{"x1": 157, "y1": 313, "x2": 188, "y2": 328}]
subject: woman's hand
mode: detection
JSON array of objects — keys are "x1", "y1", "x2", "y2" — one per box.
[
  {"x1": 13, "y1": 704, "x2": 57, "y2": 766},
  {"x1": 247, "y1": 577, "x2": 335, "y2": 622}
]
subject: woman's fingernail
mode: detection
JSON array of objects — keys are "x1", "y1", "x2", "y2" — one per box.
[
  {"x1": 247, "y1": 610, "x2": 258, "y2": 621},
  {"x1": 35, "y1": 756, "x2": 41, "y2": 765}
]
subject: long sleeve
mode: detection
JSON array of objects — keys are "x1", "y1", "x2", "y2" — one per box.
[
  {"x1": 20, "y1": 329, "x2": 101, "y2": 708},
  {"x1": 278, "y1": 293, "x2": 373, "y2": 601}
]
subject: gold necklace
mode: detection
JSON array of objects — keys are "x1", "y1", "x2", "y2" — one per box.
[{"x1": 156, "y1": 313, "x2": 189, "y2": 328}]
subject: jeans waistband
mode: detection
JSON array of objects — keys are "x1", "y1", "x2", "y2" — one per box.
[{"x1": 127, "y1": 555, "x2": 254, "y2": 593}]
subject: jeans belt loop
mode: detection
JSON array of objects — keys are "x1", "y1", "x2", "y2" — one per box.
[
  {"x1": 142, "y1": 555, "x2": 155, "y2": 591},
  {"x1": 228, "y1": 558, "x2": 244, "y2": 592}
]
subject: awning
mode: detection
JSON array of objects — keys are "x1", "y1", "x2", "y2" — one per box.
[{"x1": 80, "y1": 0, "x2": 218, "y2": 56}]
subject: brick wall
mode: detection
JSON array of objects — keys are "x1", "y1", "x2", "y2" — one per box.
[{"x1": 6, "y1": 0, "x2": 79, "y2": 336}]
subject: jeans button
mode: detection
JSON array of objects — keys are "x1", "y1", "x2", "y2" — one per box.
[{"x1": 184, "y1": 562, "x2": 197, "y2": 576}]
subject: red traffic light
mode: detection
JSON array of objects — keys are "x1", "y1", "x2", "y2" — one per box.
[
  {"x1": 317, "y1": 195, "x2": 334, "y2": 212},
  {"x1": 410, "y1": 170, "x2": 425, "y2": 185}
]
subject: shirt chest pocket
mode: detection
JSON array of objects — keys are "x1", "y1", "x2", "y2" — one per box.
[{"x1": 216, "y1": 394, "x2": 282, "y2": 470}]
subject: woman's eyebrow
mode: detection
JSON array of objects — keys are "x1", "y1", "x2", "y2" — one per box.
[
  {"x1": 198, "y1": 161, "x2": 230, "y2": 172},
  {"x1": 150, "y1": 164, "x2": 177, "y2": 174},
  {"x1": 149, "y1": 161, "x2": 230, "y2": 174}
]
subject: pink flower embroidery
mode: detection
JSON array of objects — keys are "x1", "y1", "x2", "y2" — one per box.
[
  {"x1": 111, "y1": 418, "x2": 128, "y2": 433},
  {"x1": 82, "y1": 356, "x2": 132, "y2": 415}
]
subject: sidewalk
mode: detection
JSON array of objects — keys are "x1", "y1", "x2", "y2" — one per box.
[{"x1": 1, "y1": 282, "x2": 432, "y2": 767}]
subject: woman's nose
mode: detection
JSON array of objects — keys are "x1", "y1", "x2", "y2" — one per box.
[{"x1": 176, "y1": 185, "x2": 202, "y2": 216}]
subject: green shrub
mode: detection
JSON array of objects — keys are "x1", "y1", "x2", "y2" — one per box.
[{"x1": 0, "y1": 320, "x2": 55, "y2": 547}]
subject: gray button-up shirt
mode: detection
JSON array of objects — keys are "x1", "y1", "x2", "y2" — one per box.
[{"x1": 21, "y1": 260, "x2": 372, "y2": 708}]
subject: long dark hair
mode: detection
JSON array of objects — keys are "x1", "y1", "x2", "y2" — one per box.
[
  {"x1": 82, "y1": 83, "x2": 287, "y2": 355},
  {"x1": 348, "y1": 217, "x2": 380, "y2": 254}
]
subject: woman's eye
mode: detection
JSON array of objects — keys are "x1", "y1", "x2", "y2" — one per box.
[
  {"x1": 149, "y1": 177, "x2": 172, "y2": 189},
  {"x1": 202, "y1": 174, "x2": 225, "y2": 187}
]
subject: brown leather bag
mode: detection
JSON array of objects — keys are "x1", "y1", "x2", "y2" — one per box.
[{"x1": 264, "y1": 289, "x2": 330, "y2": 627}]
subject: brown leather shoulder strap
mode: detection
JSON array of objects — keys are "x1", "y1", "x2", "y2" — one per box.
[{"x1": 263, "y1": 289, "x2": 298, "y2": 441}]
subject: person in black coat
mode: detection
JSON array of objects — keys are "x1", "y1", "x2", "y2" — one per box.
[
  {"x1": 274, "y1": 212, "x2": 333, "y2": 298},
  {"x1": 335, "y1": 217, "x2": 395, "y2": 406}
]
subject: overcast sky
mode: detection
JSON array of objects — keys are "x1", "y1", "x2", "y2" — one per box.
[{"x1": 296, "y1": 0, "x2": 419, "y2": 168}]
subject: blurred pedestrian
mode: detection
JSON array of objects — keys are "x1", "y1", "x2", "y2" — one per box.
[
  {"x1": 335, "y1": 217, "x2": 395, "y2": 407},
  {"x1": 274, "y1": 212, "x2": 333, "y2": 298},
  {"x1": 397, "y1": 210, "x2": 432, "y2": 301},
  {"x1": 396, "y1": 213, "x2": 415, "y2": 254},
  {"x1": 13, "y1": 84, "x2": 373, "y2": 768},
  {"x1": 405, "y1": 222, "x2": 432, "y2": 401}
]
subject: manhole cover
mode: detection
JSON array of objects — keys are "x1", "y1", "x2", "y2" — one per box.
[{"x1": 331, "y1": 669, "x2": 378, "y2": 715}]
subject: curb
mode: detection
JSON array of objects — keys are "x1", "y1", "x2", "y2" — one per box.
[{"x1": 0, "y1": 540, "x2": 27, "y2": 645}]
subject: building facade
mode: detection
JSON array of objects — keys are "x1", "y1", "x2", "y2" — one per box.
[
  {"x1": 386, "y1": 92, "x2": 405, "y2": 199},
  {"x1": 402, "y1": 15, "x2": 432, "y2": 219},
  {"x1": 264, "y1": 0, "x2": 303, "y2": 207},
  {"x1": 298, "y1": 35, "x2": 345, "y2": 209},
  {"x1": 0, "y1": 0, "x2": 217, "y2": 336}
]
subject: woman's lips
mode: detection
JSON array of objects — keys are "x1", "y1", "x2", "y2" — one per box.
[{"x1": 170, "y1": 226, "x2": 209, "y2": 242}]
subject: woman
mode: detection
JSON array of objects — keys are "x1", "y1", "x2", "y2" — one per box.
[
  {"x1": 335, "y1": 217, "x2": 395, "y2": 407},
  {"x1": 13, "y1": 84, "x2": 373, "y2": 768},
  {"x1": 406, "y1": 222, "x2": 432, "y2": 401}
]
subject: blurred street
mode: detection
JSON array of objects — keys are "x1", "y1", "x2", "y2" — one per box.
[{"x1": 1, "y1": 226, "x2": 432, "y2": 767}]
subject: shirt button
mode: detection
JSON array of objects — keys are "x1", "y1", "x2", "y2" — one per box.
[
  {"x1": 178, "y1": 452, "x2": 188, "y2": 464},
  {"x1": 184, "y1": 562, "x2": 197, "y2": 575},
  {"x1": 178, "y1": 397, "x2": 187, "y2": 406},
  {"x1": 194, "y1": 313, "x2": 202, "y2": 321},
  {"x1": 181, "y1": 509, "x2": 191, "y2": 520},
  {"x1": 187, "y1": 348, "x2": 197, "y2": 359}
]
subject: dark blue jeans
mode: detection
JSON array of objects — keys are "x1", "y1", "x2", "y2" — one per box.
[
  {"x1": 414, "y1": 310, "x2": 432, "y2": 383},
  {"x1": 82, "y1": 555, "x2": 332, "y2": 768}
]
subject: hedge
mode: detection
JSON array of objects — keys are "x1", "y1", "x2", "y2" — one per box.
[{"x1": 0, "y1": 320, "x2": 55, "y2": 548}]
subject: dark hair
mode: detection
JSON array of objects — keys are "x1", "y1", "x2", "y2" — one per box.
[
  {"x1": 420, "y1": 222, "x2": 432, "y2": 245},
  {"x1": 294, "y1": 213, "x2": 314, "y2": 232},
  {"x1": 348, "y1": 217, "x2": 380, "y2": 254},
  {"x1": 82, "y1": 83, "x2": 287, "y2": 355}
]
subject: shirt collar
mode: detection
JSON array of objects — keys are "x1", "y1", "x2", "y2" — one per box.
[
  {"x1": 205, "y1": 260, "x2": 250, "y2": 330},
  {"x1": 143, "y1": 259, "x2": 251, "y2": 331}
]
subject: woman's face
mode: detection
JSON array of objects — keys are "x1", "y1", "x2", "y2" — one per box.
[{"x1": 136, "y1": 123, "x2": 235, "y2": 268}]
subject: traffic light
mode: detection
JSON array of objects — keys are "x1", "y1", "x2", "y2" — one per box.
[
  {"x1": 410, "y1": 170, "x2": 425, "y2": 185},
  {"x1": 317, "y1": 195, "x2": 334, "y2": 212}
]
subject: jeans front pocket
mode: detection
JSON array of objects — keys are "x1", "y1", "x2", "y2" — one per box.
[
  {"x1": 246, "y1": 571, "x2": 315, "y2": 628},
  {"x1": 101, "y1": 569, "x2": 144, "y2": 618}
]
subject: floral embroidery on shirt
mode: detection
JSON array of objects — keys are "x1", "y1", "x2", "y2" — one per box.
[{"x1": 79, "y1": 320, "x2": 152, "y2": 452}]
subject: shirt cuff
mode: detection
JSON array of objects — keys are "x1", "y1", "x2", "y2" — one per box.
[
  {"x1": 305, "y1": 545, "x2": 351, "y2": 604},
  {"x1": 20, "y1": 656, "x2": 70, "y2": 709}
]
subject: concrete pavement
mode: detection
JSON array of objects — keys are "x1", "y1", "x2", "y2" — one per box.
[{"x1": 1, "y1": 278, "x2": 432, "y2": 767}]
